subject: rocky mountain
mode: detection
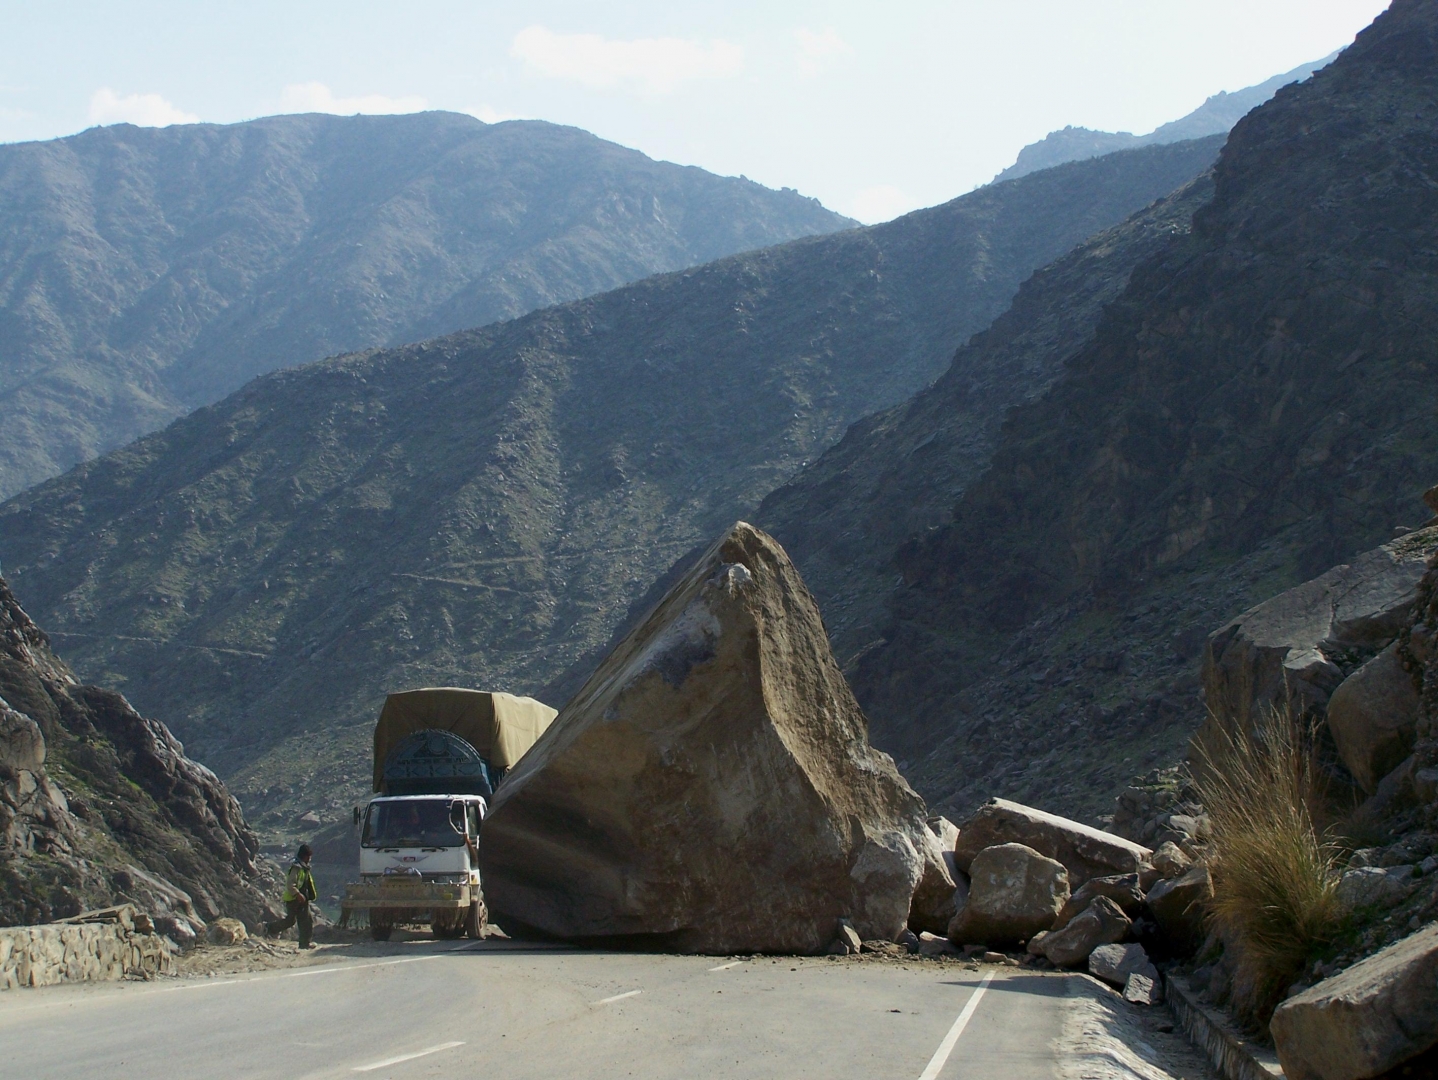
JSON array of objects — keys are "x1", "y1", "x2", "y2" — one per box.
[
  {"x1": 0, "y1": 577, "x2": 272, "y2": 927},
  {"x1": 0, "y1": 110, "x2": 854, "y2": 499},
  {"x1": 789, "y1": 0, "x2": 1438, "y2": 825},
  {"x1": 0, "y1": 136, "x2": 1222, "y2": 836},
  {"x1": 993, "y1": 55, "x2": 1334, "y2": 183}
]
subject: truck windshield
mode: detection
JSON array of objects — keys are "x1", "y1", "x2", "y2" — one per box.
[{"x1": 363, "y1": 801, "x2": 464, "y2": 848}]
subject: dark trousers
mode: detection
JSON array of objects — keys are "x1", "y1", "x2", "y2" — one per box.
[{"x1": 268, "y1": 898, "x2": 313, "y2": 946}]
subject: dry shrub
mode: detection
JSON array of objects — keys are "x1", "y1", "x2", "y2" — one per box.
[{"x1": 1193, "y1": 708, "x2": 1346, "y2": 1026}]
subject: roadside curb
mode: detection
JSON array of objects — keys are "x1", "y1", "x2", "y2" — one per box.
[{"x1": 1166, "y1": 975, "x2": 1283, "y2": 1080}]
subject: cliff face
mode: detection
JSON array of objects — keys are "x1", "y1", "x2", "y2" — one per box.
[
  {"x1": 0, "y1": 137, "x2": 1221, "y2": 837},
  {"x1": 806, "y1": 0, "x2": 1438, "y2": 823},
  {"x1": 0, "y1": 579, "x2": 272, "y2": 926},
  {"x1": 0, "y1": 111, "x2": 855, "y2": 498}
]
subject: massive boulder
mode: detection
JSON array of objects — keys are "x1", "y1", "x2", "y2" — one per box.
[
  {"x1": 1200, "y1": 528, "x2": 1437, "y2": 759},
  {"x1": 1326, "y1": 642, "x2": 1421, "y2": 793},
  {"x1": 479, "y1": 522, "x2": 932, "y2": 953},
  {"x1": 953, "y1": 799, "x2": 1151, "y2": 887},
  {"x1": 1271, "y1": 923, "x2": 1438, "y2": 1080},
  {"x1": 0, "y1": 578, "x2": 275, "y2": 927},
  {"x1": 947, "y1": 842, "x2": 1069, "y2": 946}
]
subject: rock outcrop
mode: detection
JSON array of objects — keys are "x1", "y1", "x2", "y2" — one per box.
[
  {"x1": 1271, "y1": 922, "x2": 1438, "y2": 1080},
  {"x1": 953, "y1": 799, "x2": 1151, "y2": 887},
  {"x1": 479, "y1": 523, "x2": 932, "y2": 953},
  {"x1": 1199, "y1": 529, "x2": 1436, "y2": 766},
  {"x1": 0, "y1": 578, "x2": 274, "y2": 927}
]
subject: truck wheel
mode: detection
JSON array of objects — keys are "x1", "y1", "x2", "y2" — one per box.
[
  {"x1": 464, "y1": 900, "x2": 486, "y2": 939},
  {"x1": 370, "y1": 917, "x2": 393, "y2": 942},
  {"x1": 431, "y1": 913, "x2": 464, "y2": 939}
]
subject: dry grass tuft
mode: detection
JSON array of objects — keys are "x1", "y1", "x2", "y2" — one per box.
[{"x1": 1193, "y1": 708, "x2": 1347, "y2": 1027}]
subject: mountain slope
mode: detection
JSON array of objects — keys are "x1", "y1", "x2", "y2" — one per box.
[
  {"x1": 839, "y1": 0, "x2": 1438, "y2": 823},
  {"x1": 0, "y1": 110, "x2": 853, "y2": 498},
  {"x1": 0, "y1": 137, "x2": 1222, "y2": 836},
  {"x1": 994, "y1": 55, "x2": 1333, "y2": 183},
  {"x1": 758, "y1": 168, "x2": 1217, "y2": 674},
  {"x1": 0, "y1": 578, "x2": 272, "y2": 927}
]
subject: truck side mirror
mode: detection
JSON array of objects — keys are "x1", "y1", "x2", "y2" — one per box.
[{"x1": 353, "y1": 806, "x2": 362, "y2": 827}]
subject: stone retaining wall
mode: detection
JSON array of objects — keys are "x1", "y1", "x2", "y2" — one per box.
[{"x1": 0, "y1": 906, "x2": 176, "y2": 990}]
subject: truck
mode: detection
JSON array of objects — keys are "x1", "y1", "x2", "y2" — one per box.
[{"x1": 342, "y1": 687, "x2": 556, "y2": 941}]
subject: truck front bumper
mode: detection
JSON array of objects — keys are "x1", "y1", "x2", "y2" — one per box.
[{"x1": 343, "y1": 879, "x2": 476, "y2": 911}]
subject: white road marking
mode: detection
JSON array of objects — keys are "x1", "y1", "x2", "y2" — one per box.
[
  {"x1": 593, "y1": 989, "x2": 642, "y2": 1006},
  {"x1": 352, "y1": 1040, "x2": 464, "y2": 1072},
  {"x1": 917, "y1": 969, "x2": 996, "y2": 1080},
  {"x1": 708, "y1": 961, "x2": 744, "y2": 972}
]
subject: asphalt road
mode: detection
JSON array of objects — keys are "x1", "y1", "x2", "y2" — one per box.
[{"x1": 0, "y1": 942, "x2": 1200, "y2": 1079}]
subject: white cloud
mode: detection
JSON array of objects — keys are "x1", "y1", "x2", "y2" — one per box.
[
  {"x1": 845, "y1": 185, "x2": 918, "y2": 225},
  {"x1": 511, "y1": 25, "x2": 743, "y2": 94},
  {"x1": 465, "y1": 105, "x2": 525, "y2": 124},
  {"x1": 279, "y1": 82, "x2": 427, "y2": 116},
  {"x1": 89, "y1": 88, "x2": 198, "y2": 127},
  {"x1": 795, "y1": 27, "x2": 852, "y2": 78}
]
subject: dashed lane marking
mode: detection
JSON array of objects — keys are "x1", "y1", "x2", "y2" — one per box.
[
  {"x1": 708, "y1": 961, "x2": 745, "y2": 972},
  {"x1": 352, "y1": 1041, "x2": 465, "y2": 1072},
  {"x1": 593, "y1": 990, "x2": 642, "y2": 1006}
]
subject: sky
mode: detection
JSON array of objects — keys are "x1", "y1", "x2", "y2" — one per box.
[{"x1": 1, "y1": 1, "x2": 1391, "y2": 223}]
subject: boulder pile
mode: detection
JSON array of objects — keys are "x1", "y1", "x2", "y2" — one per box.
[
  {"x1": 920, "y1": 795, "x2": 1208, "y2": 1001},
  {"x1": 480, "y1": 523, "x2": 939, "y2": 954}
]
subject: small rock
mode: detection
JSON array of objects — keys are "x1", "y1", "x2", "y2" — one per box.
[
  {"x1": 1151, "y1": 841, "x2": 1192, "y2": 879},
  {"x1": 205, "y1": 918, "x2": 248, "y2": 946},
  {"x1": 826, "y1": 939, "x2": 851, "y2": 956},
  {"x1": 981, "y1": 951, "x2": 1008, "y2": 965},
  {"x1": 1336, "y1": 865, "x2": 1416, "y2": 910},
  {"x1": 917, "y1": 931, "x2": 960, "y2": 957},
  {"x1": 1146, "y1": 865, "x2": 1212, "y2": 953},
  {"x1": 152, "y1": 915, "x2": 199, "y2": 949},
  {"x1": 1027, "y1": 930, "x2": 1051, "y2": 956},
  {"x1": 895, "y1": 928, "x2": 920, "y2": 954},
  {"x1": 1421, "y1": 855, "x2": 1438, "y2": 877},
  {"x1": 1350, "y1": 847, "x2": 1382, "y2": 868},
  {"x1": 1123, "y1": 972, "x2": 1163, "y2": 1005},
  {"x1": 836, "y1": 921, "x2": 863, "y2": 954},
  {"x1": 1040, "y1": 896, "x2": 1130, "y2": 968},
  {"x1": 297, "y1": 810, "x2": 322, "y2": 827},
  {"x1": 1089, "y1": 942, "x2": 1157, "y2": 988},
  {"x1": 1415, "y1": 769, "x2": 1438, "y2": 803},
  {"x1": 1054, "y1": 873, "x2": 1144, "y2": 927}
]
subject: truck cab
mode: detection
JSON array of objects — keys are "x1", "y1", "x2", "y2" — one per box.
[
  {"x1": 357, "y1": 793, "x2": 487, "y2": 939},
  {"x1": 342, "y1": 688, "x2": 557, "y2": 941}
]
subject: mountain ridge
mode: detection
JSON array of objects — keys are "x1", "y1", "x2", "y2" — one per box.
[{"x1": 0, "y1": 109, "x2": 853, "y2": 498}]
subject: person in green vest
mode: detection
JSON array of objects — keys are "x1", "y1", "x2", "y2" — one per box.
[{"x1": 266, "y1": 843, "x2": 319, "y2": 949}]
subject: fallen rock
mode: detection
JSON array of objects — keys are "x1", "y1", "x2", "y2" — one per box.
[
  {"x1": 1040, "y1": 896, "x2": 1130, "y2": 968},
  {"x1": 1415, "y1": 767, "x2": 1438, "y2": 803},
  {"x1": 1089, "y1": 942, "x2": 1158, "y2": 988},
  {"x1": 908, "y1": 828, "x2": 960, "y2": 935},
  {"x1": 836, "y1": 922, "x2": 863, "y2": 954},
  {"x1": 1336, "y1": 865, "x2": 1416, "y2": 911},
  {"x1": 896, "y1": 928, "x2": 920, "y2": 953},
  {"x1": 1200, "y1": 529, "x2": 1436, "y2": 755},
  {"x1": 1272, "y1": 922, "x2": 1438, "y2": 1080},
  {"x1": 1027, "y1": 930, "x2": 1051, "y2": 956},
  {"x1": 1326, "y1": 642, "x2": 1421, "y2": 793},
  {"x1": 152, "y1": 914, "x2": 199, "y2": 948},
  {"x1": 1123, "y1": 972, "x2": 1163, "y2": 1005},
  {"x1": 479, "y1": 523, "x2": 933, "y2": 953},
  {"x1": 204, "y1": 917, "x2": 248, "y2": 946},
  {"x1": 947, "y1": 842, "x2": 1069, "y2": 946},
  {"x1": 1054, "y1": 874, "x2": 1144, "y2": 927},
  {"x1": 1151, "y1": 842, "x2": 1192, "y2": 879},
  {"x1": 918, "y1": 931, "x2": 960, "y2": 957},
  {"x1": 1146, "y1": 865, "x2": 1212, "y2": 954},
  {"x1": 953, "y1": 799, "x2": 1151, "y2": 887}
]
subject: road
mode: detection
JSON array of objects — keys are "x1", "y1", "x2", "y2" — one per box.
[{"x1": 0, "y1": 941, "x2": 1207, "y2": 1079}]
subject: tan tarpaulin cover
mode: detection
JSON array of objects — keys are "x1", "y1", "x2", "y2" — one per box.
[{"x1": 372, "y1": 688, "x2": 557, "y2": 792}]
